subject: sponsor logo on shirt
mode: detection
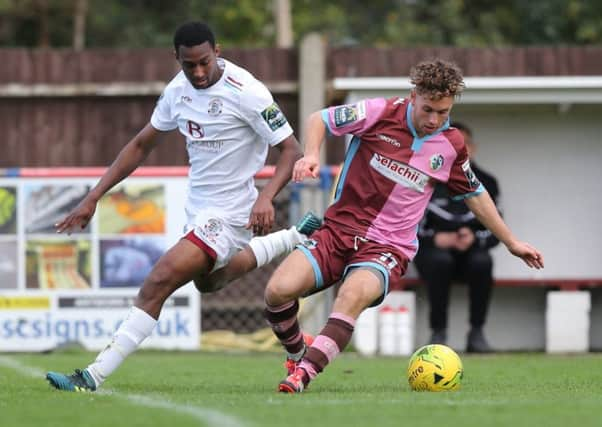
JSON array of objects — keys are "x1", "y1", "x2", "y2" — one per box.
[
  {"x1": 430, "y1": 154, "x2": 444, "y2": 171},
  {"x1": 461, "y1": 159, "x2": 481, "y2": 189},
  {"x1": 181, "y1": 95, "x2": 192, "y2": 103},
  {"x1": 187, "y1": 140, "x2": 224, "y2": 153},
  {"x1": 370, "y1": 153, "x2": 429, "y2": 192},
  {"x1": 333, "y1": 101, "x2": 366, "y2": 127},
  {"x1": 187, "y1": 120, "x2": 204, "y2": 138},
  {"x1": 377, "y1": 134, "x2": 401, "y2": 147},
  {"x1": 261, "y1": 103, "x2": 288, "y2": 131},
  {"x1": 208, "y1": 98, "x2": 223, "y2": 116}
]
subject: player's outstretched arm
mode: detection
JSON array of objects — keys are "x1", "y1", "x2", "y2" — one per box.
[
  {"x1": 293, "y1": 111, "x2": 326, "y2": 182},
  {"x1": 247, "y1": 135, "x2": 302, "y2": 235},
  {"x1": 55, "y1": 123, "x2": 162, "y2": 234},
  {"x1": 464, "y1": 191, "x2": 544, "y2": 269}
]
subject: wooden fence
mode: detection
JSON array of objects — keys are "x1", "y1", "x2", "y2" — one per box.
[{"x1": 2, "y1": 45, "x2": 602, "y2": 167}]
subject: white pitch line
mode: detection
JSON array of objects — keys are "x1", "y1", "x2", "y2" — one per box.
[
  {"x1": 0, "y1": 356, "x2": 248, "y2": 427},
  {"x1": 124, "y1": 393, "x2": 247, "y2": 427},
  {"x1": 0, "y1": 355, "x2": 46, "y2": 377}
]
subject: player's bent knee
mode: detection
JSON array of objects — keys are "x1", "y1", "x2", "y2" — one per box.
[
  {"x1": 265, "y1": 254, "x2": 315, "y2": 305},
  {"x1": 138, "y1": 261, "x2": 180, "y2": 304},
  {"x1": 264, "y1": 281, "x2": 281, "y2": 305},
  {"x1": 265, "y1": 278, "x2": 295, "y2": 306}
]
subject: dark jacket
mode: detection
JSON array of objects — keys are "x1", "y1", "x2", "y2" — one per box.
[{"x1": 418, "y1": 163, "x2": 500, "y2": 250}]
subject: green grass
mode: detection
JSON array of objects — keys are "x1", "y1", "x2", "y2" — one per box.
[{"x1": 2, "y1": 351, "x2": 602, "y2": 427}]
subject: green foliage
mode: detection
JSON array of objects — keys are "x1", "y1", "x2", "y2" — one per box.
[
  {"x1": 1, "y1": 0, "x2": 602, "y2": 47},
  {"x1": 85, "y1": 0, "x2": 275, "y2": 48},
  {"x1": 0, "y1": 0, "x2": 74, "y2": 46}
]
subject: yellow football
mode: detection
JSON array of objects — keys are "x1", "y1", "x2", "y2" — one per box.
[{"x1": 407, "y1": 344, "x2": 463, "y2": 391}]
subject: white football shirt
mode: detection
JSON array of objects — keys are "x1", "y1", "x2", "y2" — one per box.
[{"x1": 151, "y1": 58, "x2": 293, "y2": 226}]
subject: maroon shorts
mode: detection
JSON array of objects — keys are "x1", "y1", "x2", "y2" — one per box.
[{"x1": 297, "y1": 221, "x2": 409, "y2": 306}]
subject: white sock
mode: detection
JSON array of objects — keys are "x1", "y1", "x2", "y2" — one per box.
[
  {"x1": 86, "y1": 306, "x2": 157, "y2": 387},
  {"x1": 287, "y1": 344, "x2": 307, "y2": 362},
  {"x1": 248, "y1": 226, "x2": 305, "y2": 268}
]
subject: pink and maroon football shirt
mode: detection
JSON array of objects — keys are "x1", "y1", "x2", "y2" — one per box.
[{"x1": 321, "y1": 97, "x2": 483, "y2": 260}]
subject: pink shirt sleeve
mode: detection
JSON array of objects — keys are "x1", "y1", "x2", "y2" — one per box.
[{"x1": 320, "y1": 98, "x2": 387, "y2": 137}]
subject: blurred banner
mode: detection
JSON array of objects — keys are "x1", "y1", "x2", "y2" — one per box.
[
  {"x1": 0, "y1": 173, "x2": 199, "y2": 351},
  {"x1": 0, "y1": 292, "x2": 199, "y2": 351}
]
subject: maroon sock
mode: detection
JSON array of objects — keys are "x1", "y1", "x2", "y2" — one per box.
[
  {"x1": 299, "y1": 313, "x2": 356, "y2": 382},
  {"x1": 264, "y1": 299, "x2": 304, "y2": 354}
]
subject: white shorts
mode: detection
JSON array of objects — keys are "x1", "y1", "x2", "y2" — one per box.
[{"x1": 183, "y1": 208, "x2": 253, "y2": 273}]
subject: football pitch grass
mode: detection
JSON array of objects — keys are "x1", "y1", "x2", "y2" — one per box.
[{"x1": 2, "y1": 351, "x2": 601, "y2": 427}]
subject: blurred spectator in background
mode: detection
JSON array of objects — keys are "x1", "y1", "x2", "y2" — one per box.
[{"x1": 414, "y1": 122, "x2": 500, "y2": 353}]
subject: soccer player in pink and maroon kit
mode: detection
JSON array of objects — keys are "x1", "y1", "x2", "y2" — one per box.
[{"x1": 265, "y1": 59, "x2": 544, "y2": 393}]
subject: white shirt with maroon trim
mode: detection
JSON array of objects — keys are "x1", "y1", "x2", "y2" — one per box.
[{"x1": 151, "y1": 58, "x2": 293, "y2": 226}]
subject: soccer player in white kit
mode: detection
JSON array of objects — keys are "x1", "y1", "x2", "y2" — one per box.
[{"x1": 46, "y1": 22, "x2": 320, "y2": 392}]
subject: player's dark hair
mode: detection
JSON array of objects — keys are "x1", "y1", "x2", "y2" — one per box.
[
  {"x1": 451, "y1": 121, "x2": 472, "y2": 137},
  {"x1": 173, "y1": 22, "x2": 215, "y2": 51}
]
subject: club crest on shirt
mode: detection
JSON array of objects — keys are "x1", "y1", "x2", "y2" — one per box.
[
  {"x1": 333, "y1": 101, "x2": 366, "y2": 128},
  {"x1": 207, "y1": 98, "x2": 223, "y2": 116},
  {"x1": 430, "y1": 154, "x2": 444, "y2": 171},
  {"x1": 261, "y1": 103, "x2": 288, "y2": 131},
  {"x1": 462, "y1": 160, "x2": 481, "y2": 189}
]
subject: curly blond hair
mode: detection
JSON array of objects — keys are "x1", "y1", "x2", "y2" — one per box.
[{"x1": 410, "y1": 59, "x2": 465, "y2": 100}]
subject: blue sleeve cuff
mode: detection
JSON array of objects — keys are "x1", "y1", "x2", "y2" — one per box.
[
  {"x1": 451, "y1": 183, "x2": 485, "y2": 201},
  {"x1": 320, "y1": 109, "x2": 333, "y2": 135}
]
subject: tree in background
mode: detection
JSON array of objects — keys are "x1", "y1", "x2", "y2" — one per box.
[{"x1": 1, "y1": 0, "x2": 601, "y2": 48}]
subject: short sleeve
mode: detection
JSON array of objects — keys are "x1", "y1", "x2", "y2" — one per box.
[
  {"x1": 239, "y1": 81, "x2": 293, "y2": 146},
  {"x1": 150, "y1": 91, "x2": 178, "y2": 131},
  {"x1": 447, "y1": 145, "x2": 485, "y2": 200},
  {"x1": 320, "y1": 98, "x2": 387, "y2": 137}
]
